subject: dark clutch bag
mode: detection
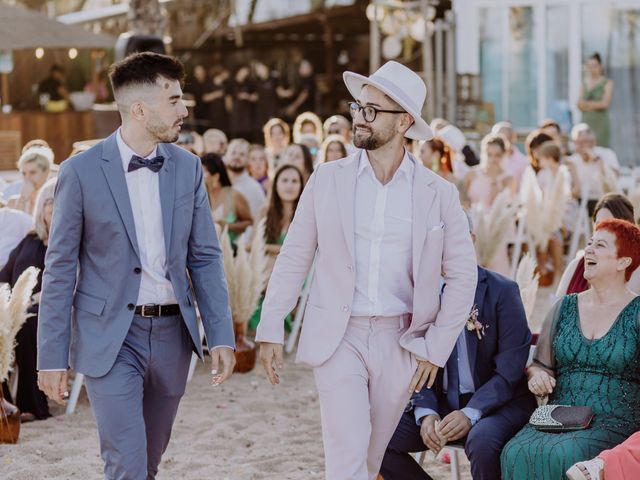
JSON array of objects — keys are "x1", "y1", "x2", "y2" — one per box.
[{"x1": 529, "y1": 405, "x2": 594, "y2": 432}]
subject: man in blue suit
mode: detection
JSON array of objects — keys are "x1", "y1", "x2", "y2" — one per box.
[
  {"x1": 37, "y1": 52, "x2": 235, "y2": 479},
  {"x1": 380, "y1": 229, "x2": 536, "y2": 479}
]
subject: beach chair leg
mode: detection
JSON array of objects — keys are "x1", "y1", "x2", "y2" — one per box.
[
  {"x1": 9, "y1": 364, "x2": 18, "y2": 400},
  {"x1": 450, "y1": 448, "x2": 461, "y2": 480},
  {"x1": 66, "y1": 373, "x2": 84, "y2": 415}
]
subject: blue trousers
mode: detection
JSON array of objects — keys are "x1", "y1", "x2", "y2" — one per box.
[
  {"x1": 85, "y1": 314, "x2": 192, "y2": 480},
  {"x1": 380, "y1": 394, "x2": 535, "y2": 480}
]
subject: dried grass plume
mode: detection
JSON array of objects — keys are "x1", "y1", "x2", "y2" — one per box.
[
  {"x1": 473, "y1": 189, "x2": 518, "y2": 267},
  {"x1": 0, "y1": 267, "x2": 39, "y2": 383},
  {"x1": 515, "y1": 253, "x2": 539, "y2": 321}
]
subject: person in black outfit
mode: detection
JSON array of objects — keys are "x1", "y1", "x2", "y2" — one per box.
[
  {"x1": 283, "y1": 59, "x2": 316, "y2": 120},
  {"x1": 187, "y1": 65, "x2": 215, "y2": 133},
  {"x1": 38, "y1": 64, "x2": 69, "y2": 102},
  {"x1": 208, "y1": 66, "x2": 231, "y2": 132},
  {"x1": 0, "y1": 179, "x2": 56, "y2": 422},
  {"x1": 253, "y1": 62, "x2": 278, "y2": 142},
  {"x1": 229, "y1": 66, "x2": 257, "y2": 141}
]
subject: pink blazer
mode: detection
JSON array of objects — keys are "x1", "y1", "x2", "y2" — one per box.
[{"x1": 255, "y1": 151, "x2": 478, "y2": 368}]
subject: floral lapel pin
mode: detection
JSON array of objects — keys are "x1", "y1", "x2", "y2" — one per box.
[{"x1": 466, "y1": 304, "x2": 489, "y2": 339}]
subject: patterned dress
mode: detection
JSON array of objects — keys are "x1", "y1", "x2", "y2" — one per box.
[
  {"x1": 582, "y1": 77, "x2": 611, "y2": 147},
  {"x1": 501, "y1": 294, "x2": 640, "y2": 479}
]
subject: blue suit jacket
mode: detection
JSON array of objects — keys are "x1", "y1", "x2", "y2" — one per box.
[
  {"x1": 37, "y1": 131, "x2": 234, "y2": 377},
  {"x1": 414, "y1": 266, "x2": 532, "y2": 416}
]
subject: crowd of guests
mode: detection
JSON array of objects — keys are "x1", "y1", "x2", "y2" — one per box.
[{"x1": 1, "y1": 90, "x2": 639, "y2": 479}]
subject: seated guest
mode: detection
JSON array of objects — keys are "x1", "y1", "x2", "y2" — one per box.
[
  {"x1": 566, "y1": 123, "x2": 619, "y2": 216},
  {"x1": 568, "y1": 431, "x2": 640, "y2": 480},
  {"x1": 280, "y1": 143, "x2": 314, "y2": 185},
  {"x1": 201, "y1": 153, "x2": 252, "y2": 245},
  {"x1": 491, "y1": 121, "x2": 529, "y2": 189},
  {"x1": 202, "y1": 128, "x2": 228, "y2": 156},
  {"x1": 249, "y1": 164, "x2": 304, "y2": 330},
  {"x1": 318, "y1": 135, "x2": 348, "y2": 164},
  {"x1": 0, "y1": 179, "x2": 56, "y2": 421},
  {"x1": 7, "y1": 147, "x2": 54, "y2": 215},
  {"x1": 292, "y1": 111, "x2": 323, "y2": 145},
  {"x1": 322, "y1": 115, "x2": 355, "y2": 153},
  {"x1": 557, "y1": 193, "x2": 640, "y2": 296},
  {"x1": 501, "y1": 219, "x2": 640, "y2": 479},
  {"x1": 248, "y1": 144, "x2": 272, "y2": 196},
  {"x1": 0, "y1": 199, "x2": 34, "y2": 269},
  {"x1": 262, "y1": 118, "x2": 290, "y2": 170},
  {"x1": 381, "y1": 217, "x2": 535, "y2": 480},
  {"x1": 223, "y1": 138, "x2": 266, "y2": 218}
]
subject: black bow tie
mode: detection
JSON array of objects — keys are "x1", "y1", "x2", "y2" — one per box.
[{"x1": 128, "y1": 154, "x2": 165, "y2": 173}]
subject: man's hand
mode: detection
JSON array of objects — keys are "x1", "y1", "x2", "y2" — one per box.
[
  {"x1": 259, "y1": 342, "x2": 283, "y2": 385},
  {"x1": 420, "y1": 414, "x2": 444, "y2": 454},
  {"x1": 439, "y1": 410, "x2": 472, "y2": 442},
  {"x1": 210, "y1": 347, "x2": 236, "y2": 386},
  {"x1": 408, "y1": 359, "x2": 439, "y2": 393},
  {"x1": 37, "y1": 371, "x2": 68, "y2": 405}
]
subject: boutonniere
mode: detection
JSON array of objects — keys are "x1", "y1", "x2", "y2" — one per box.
[{"x1": 466, "y1": 304, "x2": 489, "y2": 339}]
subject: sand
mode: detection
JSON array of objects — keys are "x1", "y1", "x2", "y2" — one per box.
[{"x1": 1, "y1": 286, "x2": 554, "y2": 480}]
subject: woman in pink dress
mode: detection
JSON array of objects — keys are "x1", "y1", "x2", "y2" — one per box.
[
  {"x1": 567, "y1": 431, "x2": 640, "y2": 479},
  {"x1": 463, "y1": 134, "x2": 516, "y2": 275}
]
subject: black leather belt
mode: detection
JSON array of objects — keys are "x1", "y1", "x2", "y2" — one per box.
[{"x1": 135, "y1": 304, "x2": 181, "y2": 317}]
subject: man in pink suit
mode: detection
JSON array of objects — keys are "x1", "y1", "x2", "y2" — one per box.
[{"x1": 256, "y1": 61, "x2": 478, "y2": 479}]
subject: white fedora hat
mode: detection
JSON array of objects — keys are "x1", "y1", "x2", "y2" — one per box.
[{"x1": 343, "y1": 61, "x2": 434, "y2": 141}]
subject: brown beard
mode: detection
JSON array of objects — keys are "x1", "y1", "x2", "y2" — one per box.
[
  {"x1": 353, "y1": 125, "x2": 393, "y2": 150},
  {"x1": 227, "y1": 164, "x2": 245, "y2": 173},
  {"x1": 147, "y1": 117, "x2": 179, "y2": 143}
]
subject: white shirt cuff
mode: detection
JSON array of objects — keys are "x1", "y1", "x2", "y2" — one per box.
[
  {"x1": 209, "y1": 345, "x2": 235, "y2": 351},
  {"x1": 414, "y1": 407, "x2": 439, "y2": 426},
  {"x1": 461, "y1": 407, "x2": 482, "y2": 426}
]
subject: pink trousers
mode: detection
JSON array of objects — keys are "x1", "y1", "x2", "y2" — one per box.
[
  {"x1": 600, "y1": 431, "x2": 640, "y2": 480},
  {"x1": 313, "y1": 315, "x2": 416, "y2": 480}
]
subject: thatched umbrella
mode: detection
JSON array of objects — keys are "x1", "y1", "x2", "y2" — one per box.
[{"x1": 0, "y1": 3, "x2": 116, "y2": 104}]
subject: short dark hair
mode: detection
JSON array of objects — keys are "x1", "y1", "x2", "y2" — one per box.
[
  {"x1": 540, "y1": 119, "x2": 561, "y2": 133},
  {"x1": 593, "y1": 193, "x2": 635, "y2": 224},
  {"x1": 108, "y1": 52, "x2": 185, "y2": 93},
  {"x1": 537, "y1": 141, "x2": 562, "y2": 164},
  {"x1": 589, "y1": 52, "x2": 602, "y2": 64},
  {"x1": 50, "y1": 64, "x2": 64, "y2": 74},
  {"x1": 201, "y1": 153, "x2": 232, "y2": 187}
]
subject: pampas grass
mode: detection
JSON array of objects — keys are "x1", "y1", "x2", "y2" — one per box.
[
  {"x1": 515, "y1": 253, "x2": 539, "y2": 321},
  {"x1": 0, "y1": 267, "x2": 39, "y2": 383},
  {"x1": 473, "y1": 189, "x2": 518, "y2": 267},
  {"x1": 220, "y1": 221, "x2": 268, "y2": 326}
]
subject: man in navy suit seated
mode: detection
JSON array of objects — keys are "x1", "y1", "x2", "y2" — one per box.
[{"x1": 380, "y1": 217, "x2": 536, "y2": 480}]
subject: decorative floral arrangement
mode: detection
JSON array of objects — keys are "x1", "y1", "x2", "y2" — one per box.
[
  {"x1": 515, "y1": 252, "x2": 540, "y2": 321},
  {"x1": 465, "y1": 304, "x2": 488, "y2": 339},
  {"x1": 220, "y1": 220, "x2": 268, "y2": 328},
  {"x1": 0, "y1": 267, "x2": 39, "y2": 384},
  {"x1": 472, "y1": 189, "x2": 519, "y2": 268}
]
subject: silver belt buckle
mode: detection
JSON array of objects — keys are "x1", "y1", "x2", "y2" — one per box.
[{"x1": 141, "y1": 304, "x2": 155, "y2": 317}]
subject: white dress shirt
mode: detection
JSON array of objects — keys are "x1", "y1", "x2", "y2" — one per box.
[
  {"x1": 231, "y1": 171, "x2": 266, "y2": 218},
  {"x1": 351, "y1": 150, "x2": 414, "y2": 317},
  {"x1": 0, "y1": 207, "x2": 34, "y2": 268},
  {"x1": 116, "y1": 129, "x2": 177, "y2": 306}
]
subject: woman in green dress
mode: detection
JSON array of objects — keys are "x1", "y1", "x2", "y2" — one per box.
[
  {"x1": 201, "y1": 152, "x2": 253, "y2": 246},
  {"x1": 578, "y1": 53, "x2": 613, "y2": 148},
  {"x1": 501, "y1": 218, "x2": 640, "y2": 479},
  {"x1": 249, "y1": 164, "x2": 304, "y2": 330}
]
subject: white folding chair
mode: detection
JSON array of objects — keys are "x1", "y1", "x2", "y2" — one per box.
[
  {"x1": 416, "y1": 445, "x2": 463, "y2": 480},
  {"x1": 568, "y1": 190, "x2": 591, "y2": 262},
  {"x1": 66, "y1": 372, "x2": 85, "y2": 415},
  {"x1": 285, "y1": 256, "x2": 316, "y2": 354}
]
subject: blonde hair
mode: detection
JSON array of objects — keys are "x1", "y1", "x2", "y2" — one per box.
[
  {"x1": 17, "y1": 146, "x2": 54, "y2": 173},
  {"x1": 293, "y1": 111, "x2": 323, "y2": 144},
  {"x1": 262, "y1": 118, "x2": 290, "y2": 149},
  {"x1": 33, "y1": 178, "x2": 56, "y2": 241},
  {"x1": 318, "y1": 134, "x2": 348, "y2": 164}
]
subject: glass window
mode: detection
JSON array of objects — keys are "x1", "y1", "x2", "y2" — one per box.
[
  {"x1": 581, "y1": 5, "x2": 640, "y2": 166},
  {"x1": 479, "y1": 7, "x2": 504, "y2": 121},
  {"x1": 545, "y1": 4, "x2": 571, "y2": 133},
  {"x1": 507, "y1": 6, "x2": 537, "y2": 128}
]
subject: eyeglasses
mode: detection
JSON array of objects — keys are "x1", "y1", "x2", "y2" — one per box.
[{"x1": 348, "y1": 101, "x2": 405, "y2": 123}]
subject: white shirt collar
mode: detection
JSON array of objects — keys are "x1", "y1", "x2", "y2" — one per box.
[
  {"x1": 358, "y1": 148, "x2": 414, "y2": 180},
  {"x1": 116, "y1": 128, "x2": 159, "y2": 172}
]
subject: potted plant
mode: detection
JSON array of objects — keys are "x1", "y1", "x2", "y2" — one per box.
[
  {"x1": 0, "y1": 267, "x2": 39, "y2": 444},
  {"x1": 220, "y1": 220, "x2": 268, "y2": 373}
]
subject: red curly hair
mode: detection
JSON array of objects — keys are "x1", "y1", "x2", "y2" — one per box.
[{"x1": 595, "y1": 219, "x2": 640, "y2": 281}]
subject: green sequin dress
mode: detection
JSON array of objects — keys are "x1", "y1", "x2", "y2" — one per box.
[
  {"x1": 501, "y1": 294, "x2": 640, "y2": 479},
  {"x1": 582, "y1": 77, "x2": 611, "y2": 147}
]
